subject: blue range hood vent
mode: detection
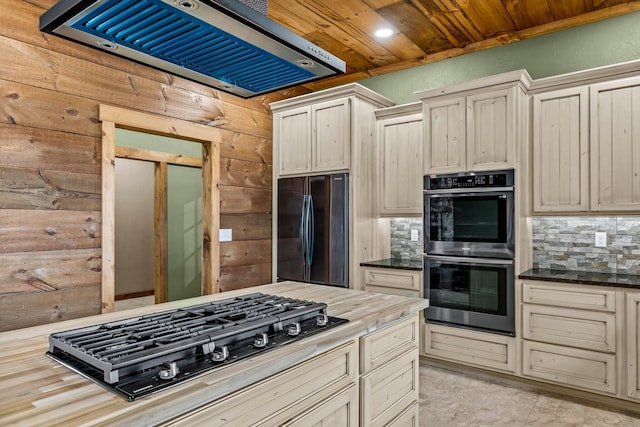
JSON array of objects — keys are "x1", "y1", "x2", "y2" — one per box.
[{"x1": 40, "y1": 0, "x2": 346, "y2": 98}]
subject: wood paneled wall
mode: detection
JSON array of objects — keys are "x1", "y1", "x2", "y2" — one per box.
[{"x1": 0, "y1": 0, "x2": 309, "y2": 332}]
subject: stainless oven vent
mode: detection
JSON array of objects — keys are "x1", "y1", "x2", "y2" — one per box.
[{"x1": 40, "y1": 0, "x2": 346, "y2": 98}]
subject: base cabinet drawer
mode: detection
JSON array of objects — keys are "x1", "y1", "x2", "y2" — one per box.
[
  {"x1": 362, "y1": 267, "x2": 421, "y2": 292},
  {"x1": 422, "y1": 323, "x2": 516, "y2": 373},
  {"x1": 282, "y1": 384, "x2": 359, "y2": 427},
  {"x1": 522, "y1": 341, "x2": 617, "y2": 395},
  {"x1": 361, "y1": 347, "x2": 419, "y2": 427},
  {"x1": 522, "y1": 281, "x2": 616, "y2": 312},
  {"x1": 361, "y1": 316, "x2": 418, "y2": 374},
  {"x1": 386, "y1": 402, "x2": 418, "y2": 427},
  {"x1": 522, "y1": 304, "x2": 616, "y2": 352}
]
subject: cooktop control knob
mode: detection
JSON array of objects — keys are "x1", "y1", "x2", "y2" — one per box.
[
  {"x1": 211, "y1": 345, "x2": 229, "y2": 362},
  {"x1": 253, "y1": 333, "x2": 269, "y2": 348},
  {"x1": 158, "y1": 361, "x2": 180, "y2": 380},
  {"x1": 316, "y1": 313, "x2": 328, "y2": 327},
  {"x1": 285, "y1": 322, "x2": 301, "y2": 337}
]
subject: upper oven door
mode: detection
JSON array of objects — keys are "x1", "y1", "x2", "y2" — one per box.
[{"x1": 424, "y1": 188, "x2": 514, "y2": 258}]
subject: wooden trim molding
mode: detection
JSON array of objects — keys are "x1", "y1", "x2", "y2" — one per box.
[
  {"x1": 100, "y1": 104, "x2": 221, "y2": 313},
  {"x1": 154, "y1": 162, "x2": 168, "y2": 304},
  {"x1": 115, "y1": 145, "x2": 203, "y2": 167},
  {"x1": 101, "y1": 120, "x2": 116, "y2": 313}
]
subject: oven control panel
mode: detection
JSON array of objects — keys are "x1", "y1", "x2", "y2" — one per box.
[{"x1": 425, "y1": 170, "x2": 513, "y2": 190}]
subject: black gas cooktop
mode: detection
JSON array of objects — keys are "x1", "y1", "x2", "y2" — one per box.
[{"x1": 46, "y1": 293, "x2": 347, "y2": 401}]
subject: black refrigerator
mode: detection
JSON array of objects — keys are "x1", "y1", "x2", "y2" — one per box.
[{"x1": 277, "y1": 173, "x2": 349, "y2": 287}]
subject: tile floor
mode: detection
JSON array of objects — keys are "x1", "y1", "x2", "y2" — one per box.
[{"x1": 420, "y1": 364, "x2": 640, "y2": 427}]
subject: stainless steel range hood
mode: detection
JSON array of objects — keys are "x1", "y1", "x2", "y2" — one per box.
[{"x1": 40, "y1": 0, "x2": 346, "y2": 98}]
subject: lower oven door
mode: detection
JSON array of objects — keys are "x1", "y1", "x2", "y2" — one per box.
[{"x1": 424, "y1": 255, "x2": 515, "y2": 336}]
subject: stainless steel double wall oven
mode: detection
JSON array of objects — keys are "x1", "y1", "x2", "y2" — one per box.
[{"x1": 423, "y1": 170, "x2": 515, "y2": 335}]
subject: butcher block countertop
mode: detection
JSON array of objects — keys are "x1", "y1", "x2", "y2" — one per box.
[{"x1": 0, "y1": 282, "x2": 428, "y2": 426}]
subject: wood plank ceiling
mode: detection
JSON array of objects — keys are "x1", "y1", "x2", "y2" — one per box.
[{"x1": 268, "y1": 0, "x2": 640, "y2": 90}]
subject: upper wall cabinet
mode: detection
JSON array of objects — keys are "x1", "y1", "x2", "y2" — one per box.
[
  {"x1": 312, "y1": 98, "x2": 351, "y2": 173},
  {"x1": 418, "y1": 71, "x2": 531, "y2": 175},
  {"x1": 277, "y1": 106, "x2": 312, "y2": 175},
  {"x1": 530, "y1": 64, "x2": 640, "y2": 214},
  {"x1": 532, "y1": 87, "x2": 589, "y2": 212},
  {"x1": 421, "y1": 96, "x2": 466, "y2": 174},
  {"x1": 375, "y1": 103, "x2": 423, "y2": 217},
  {"x1": 590, "y1": 76, "x2": 640, "y2": 211},
  {"x1": 275, "y1": 98, "x2": 351, "y2": 176}
]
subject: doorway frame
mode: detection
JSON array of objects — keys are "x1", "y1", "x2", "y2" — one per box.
[{"x1": 100, "y1": 105, "x2": 221, "y2": 313}]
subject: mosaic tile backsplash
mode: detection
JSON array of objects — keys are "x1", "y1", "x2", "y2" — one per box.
[
  {"x1": 390, "y1": 218, "x2": 423, "y2": 259},
  {"x1": 532, "y1": 217, "x2": 640, "y2": 275}
]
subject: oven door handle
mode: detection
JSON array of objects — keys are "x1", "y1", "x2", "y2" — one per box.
[
  {"x1": 423, "y1": 254, "x2": 514, "y2": 266},
  {"x1": 424, "y1": 186, "x2": 513, "y2": 195}
]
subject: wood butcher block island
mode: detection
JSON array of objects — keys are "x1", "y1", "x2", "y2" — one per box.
[{"x1": 0, "y1": 282, "x2": 428, "y2": 426}]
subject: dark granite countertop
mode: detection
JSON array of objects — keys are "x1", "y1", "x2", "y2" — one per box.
[
  {"x1": 360, "y1": 258, "x2": 423, "y2": 271},
  {"x1": 519, "y1": 268, "x2": 640, "y2": 289}
]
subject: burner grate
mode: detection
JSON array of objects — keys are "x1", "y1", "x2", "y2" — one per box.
[{"x1": 46, "y1": 293, "x2": 348, "y2": 400}]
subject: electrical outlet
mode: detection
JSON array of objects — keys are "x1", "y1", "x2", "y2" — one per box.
[
  {"x1": 411, "y1": 229, "x2": 419, "y2": 242},
  {"x1": 595, "y1": 232, "x2": 607, "y2": 248},
  {"x1": 219, "y1": 229, "x2": 232, "y2": 242}
]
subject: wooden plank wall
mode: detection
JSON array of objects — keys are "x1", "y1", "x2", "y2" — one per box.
[{"x1": 0, "y1": 0, "x2": 309, "y2": 331}]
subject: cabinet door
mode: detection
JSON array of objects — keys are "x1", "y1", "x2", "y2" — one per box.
[
  {"x1": 626, "y1": 291, "x2": 640, "y2": 401},
  {"x1": 590, "y1": 77, "x2": 640, "y2": 211},
  {"x1": 277, "y1": 106, "x2": 312, "y2": 176},
  {"x1": 378, "y1": 114, "x2": 423, "y2": 216},
  {"x1": 312, "y1": 98, "x2": 351, "y2": 172},
  {"x1": 532, "y1": 87, "x2": 589, "y2": 212},
  {"x1": 423, "y1": 96, "x2": 466, "y2": 174},
  {"x1": 466, "y1": 87, "x2": 514, "y2": 171}
]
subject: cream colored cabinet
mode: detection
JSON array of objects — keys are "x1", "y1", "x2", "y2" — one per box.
[
  {"x1": 422, "y1": 96, "x2": 466, "y2": 174},
  {"x1": 520, "y1": 280, "x2": 621, "y2": 396},
  {"x1": 590, "y1": 76, "x2": 640, "y2": 211},
  {"x1": 375, "y1": 103, "x2": 423, "y2": 217},
  {"x1": 532, "y1": 87, "x2": 589, "y2": 212},
  {"x1": 530, "y1": 74, "x2": 640, "y2": 214},
  {"x1": 626, "y1": 291, "x2": 640, "y2": 401},
  {"x1": 275, "y1": 98, "x2": 350, "y2": 176},
  {"x1": 422, "y1": 322, "x2": 516, "y2": 373},
  {"x1": 419, "y1": 71, "x2": 530, "y2": 175},
  {"x1": 466, "y1": 87, "x2": 516, "y2": 171},
  {"x1": 312, "y1": 97, "x2": 351, "y2": 173},
  {"x1": 271, "y1": 84, "x2": 394, "y2": 288},
  {"x1": 282, "y1": 384, "x2": 359, "y2": 427},
  {"x1": 277, "y1": 105, "x2": 312, "y2": 175},
  {"x1": 362, "y1": 266, "x2": 421, "y2": 298},
  {"x1": 167, "y1": 341, "x2": 358, "y2": 426},
  {"x1": 522, "y1": 340, "x2": 617, "y2": 395},
  {"x1": 386, "y1": 402, "x2": 418, "y2": 427},
  {"x1": 360, "y1": 315, "x2": 420, "y2": 427}
]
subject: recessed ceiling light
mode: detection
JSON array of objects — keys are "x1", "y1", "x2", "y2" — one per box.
[{"x1": 374, "y1": 28, "x2": 394, "y2": 38}]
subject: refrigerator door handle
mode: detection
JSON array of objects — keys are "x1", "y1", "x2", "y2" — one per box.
[
  {"x1": 307, "y1": 195, "x2": 314, "y2": 266},
  {"x1": 300, "y1": 195, "x2": 308, "y2": 269}
]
